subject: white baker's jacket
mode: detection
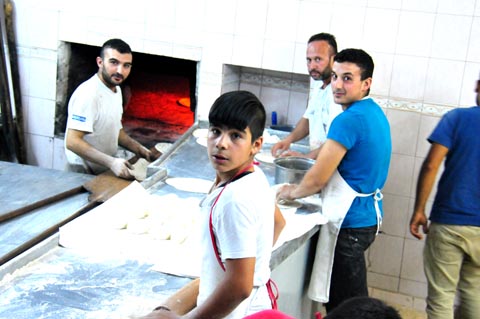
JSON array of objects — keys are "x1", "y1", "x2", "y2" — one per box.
[{"x1": 304, "y1": 80, "x2": 342, "y2": 150}]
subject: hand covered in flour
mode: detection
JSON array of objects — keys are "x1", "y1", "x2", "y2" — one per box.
[
  {"x1": 110, "y1": 158, "x2": 134, "y2": 179},
  {"x1": 271, "y1": 140, "x2": 291, "y2": 157},
  {"x1": 276, "y1": 184, "x2": 297, "y2": 202}
]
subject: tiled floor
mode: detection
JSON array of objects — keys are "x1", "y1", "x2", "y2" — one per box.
[{"x1": 395, "y1": 304, "x2": 427, "y2": 319}]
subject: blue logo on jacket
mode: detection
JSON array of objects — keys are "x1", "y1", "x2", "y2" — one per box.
[{"x1": 72, "y1": 114, "x2": 86, "y2": 122}]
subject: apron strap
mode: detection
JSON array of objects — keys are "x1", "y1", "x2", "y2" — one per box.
[
  {"x1": 209, "y1": 164, "x2": 255, "y2": 270},
  {"x1": 209, "y1": 188, "x2": 227, "y2": 271},
  {"x1": 208, "y1": 163, "x2": 279, "y2": 309},
  {"x1": 356, "y1": 188, "x2": 383, "y2": 235},
  {"x1": 357, "y1": 188, "x2": 383, "y2": 236},
  {"x1": 373, "y1": 189, "x2": 383, "y2": 235},
  {"x1": 266, "y1": 278, "x2": 279, "y2": 310}
]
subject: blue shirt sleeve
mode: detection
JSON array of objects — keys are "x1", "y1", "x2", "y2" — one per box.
[
  {"x1": 327, "y1": 111, "x2": 361, "y2": 150},
  {"x1": 428, "y1": 110, "x2": 457, "y2": 149}
]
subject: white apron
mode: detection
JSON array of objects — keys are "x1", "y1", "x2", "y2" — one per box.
[{"x1": 308, "y1": 170, "x2": 383, "y2": 303}]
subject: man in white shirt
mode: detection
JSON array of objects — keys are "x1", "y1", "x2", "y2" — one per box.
[
  {"x1": 271, "y1": 33, "x2": 342, "y2": 159},
  {"x1": 65, "y1": 38, "x2": 156, "y2": 178}
]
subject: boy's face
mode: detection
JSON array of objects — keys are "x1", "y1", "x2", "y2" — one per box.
[
  {"x1": 331, "y1": 61, "x2": 372, "y2": 109},
  {"x1": 207, "y1": 125, "x2": 262, "y2": 182}
]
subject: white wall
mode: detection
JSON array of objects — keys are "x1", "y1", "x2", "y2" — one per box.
[
  {"x1": 10, "y1": 0, "x2": 480, "y2": 312},
  {"x1": 11, "y1": 0, "x2": 480, "y2": 167}
]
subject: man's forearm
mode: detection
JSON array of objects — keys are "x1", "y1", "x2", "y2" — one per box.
[
  {"x1": 76, "y1": 144, "x2": 115, "y2": 168},
  {"x1": 118, "y1": 129, "x2": 146, "y2": 155},
  {"x1": 66, "y1": 131, "x2": 115, "y2": 169},
  {"x1": 285, "y1": 118, "x2": 309, "y2": 144},
  {"x1": 413, "y1": 143, "x2": 448, "y2": 213},
  {"x1": 413, "y1": 164, "x2": 437, "y2": 213}
]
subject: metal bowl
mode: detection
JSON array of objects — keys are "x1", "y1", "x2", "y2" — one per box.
[
  {"x1": 270, "y1": 124, "x2": 295, "y2": 132},
  {"x1": 273, "y1": 157, "x2": 315, "y2": 184}
]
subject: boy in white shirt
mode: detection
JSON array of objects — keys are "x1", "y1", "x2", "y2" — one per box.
[{"x1": 142, "y1": 91, "x2": 285, "y2": 319}]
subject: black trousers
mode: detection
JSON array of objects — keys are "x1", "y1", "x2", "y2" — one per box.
[{"x1": 325, "y1": 225, "x2": 377, "y2": 313}]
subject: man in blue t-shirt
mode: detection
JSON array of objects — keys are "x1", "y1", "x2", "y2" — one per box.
[
  {"x1": 410, "y1": 76, "x2": 480, "y2": 319},
  {"x1": 277, "y1": 49, "x2": 392, "y2": 313}
]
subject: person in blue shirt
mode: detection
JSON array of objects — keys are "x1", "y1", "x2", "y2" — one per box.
[
  {"x1": 410, "y1": 75, "x2": 480, "y2": 319},
  {"x1": 277, "y1": 48, "x2": 392, "y2": 313}
]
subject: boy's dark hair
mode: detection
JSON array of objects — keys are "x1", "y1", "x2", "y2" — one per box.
[
  {"x1": 308, "y1": 33, "x2": 338, "y2": 55},
  {"x1": 100, "y1": 38, "x2": 132, "y2": 58},
  {"x1": 325, "y1": 296, "x2": 402, "y2": 319},
  {"x1": 208, "y1": 91, "x2": 266, "y2": 142},
  {"x1": 334, "y1": 48, "x2": 374, "y2": 80}
]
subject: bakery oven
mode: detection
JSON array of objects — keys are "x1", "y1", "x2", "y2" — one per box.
[{"x1": 55, "y1": 42, "x2": 197, "y2": 148}]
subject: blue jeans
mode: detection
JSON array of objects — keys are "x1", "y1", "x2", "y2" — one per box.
[
  {"x1": 424, "y1": 223, "x2": 480, "y2": 319},
  {"x1": 325, "y1": 225, "x2": 377, "y2": 313}
]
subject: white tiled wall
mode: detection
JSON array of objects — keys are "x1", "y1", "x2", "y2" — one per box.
[
  {"x1": 221, "y1": 65, "x2": 310, "y2": 126},
  {"x1": 9, "y1": 0, "x2": 480, "y2": 311}
]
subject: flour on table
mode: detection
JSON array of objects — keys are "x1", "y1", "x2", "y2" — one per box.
[
  {"x1": 263, "y1": 130, "x2": 281, "y2": 144},
  {"x1": 155, "y1": 142, "x2": 173, "y2": 154},
  {"x1": 165, "y1": 177, "x2": 213, "y2": 194},
  {"x1": 255, "y1": 151, "x2": 275, "y2": 164},
  {"x1": 196, "y1": 137, "x2": 208, "y2": 147},
  {"x1": 193, "y1": 128, "x2": 208, "y2": 138}
]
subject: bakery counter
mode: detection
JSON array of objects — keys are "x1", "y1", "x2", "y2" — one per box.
[
  {"x1": 0, "y1": 161, "x2": 94, "y2": 266},
  {"x1": 0, "y1": 234, "x2": 192, "y2": 318},
  {"x1": 0, "y1": 125, "x2": 322, "y2": 319}
]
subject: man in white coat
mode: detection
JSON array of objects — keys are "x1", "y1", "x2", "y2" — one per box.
[{"x1": 271, "y1": 33, "x2": 342, "y2": 159}]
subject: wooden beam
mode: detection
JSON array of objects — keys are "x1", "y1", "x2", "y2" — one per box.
[{"x1": 4, "y1": 0, "x2": 26, "y2": 163}]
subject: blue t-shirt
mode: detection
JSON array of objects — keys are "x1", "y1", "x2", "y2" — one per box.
[
  {"x1": 428, "y1": 106, "x2": 480, "y2": 226},
  {"x1": 327, "y1": 98, "x2": 392, "y2": 228}
]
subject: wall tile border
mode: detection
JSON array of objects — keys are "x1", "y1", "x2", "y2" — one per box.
[
  {"x1": 235, "y1": 67, "x2": 455, "y2": 119},
  {"x1": 373, "y1": 96, "x2": 453, "y2": 117}
]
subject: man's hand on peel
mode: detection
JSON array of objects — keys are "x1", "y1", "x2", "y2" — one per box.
[{"x1": 110, "y1": 158, "x2": 134, "y2": 179}]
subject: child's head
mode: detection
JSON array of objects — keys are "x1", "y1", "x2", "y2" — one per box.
[
  {"x1": 208, "y1": 91, "x2": 266, "y2": 142},
  {"x1": 207, "y1": 91, "x2": 266, "y2": 179},
  {"x1": 325, "y1": 296, "x2": 402, "y2": 319}
]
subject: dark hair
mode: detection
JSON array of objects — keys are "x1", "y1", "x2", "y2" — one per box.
[
  {"x1": 308, "y1": 33, "x2": 338, "y2": 55},
  {"x1": 208, "y1": 91, "x2": 266, "y2": 142},
  {"x1": 100, "y1": 38, "x2": 132, "y2": 59},
  {"x1": 325, "y1": 297, "x2": 402, "y2": 319},
  {"x1": 334, "y1": 48, "x2": 374, "y2": 80}
]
